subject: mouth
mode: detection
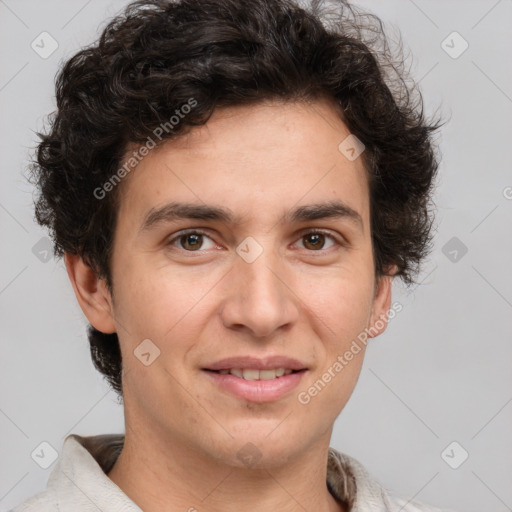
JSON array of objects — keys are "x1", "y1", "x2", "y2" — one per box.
[
  {"x1": 204, "y1": 368, "x2": 305, "y2": 380},
  {"x1": 202, "y1": 368, "x2": 307, "y2": 402},
  {"x1": 201, "y1": 355, "x2": 309, "y2": 402}
]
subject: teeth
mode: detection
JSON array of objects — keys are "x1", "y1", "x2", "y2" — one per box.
[
  {"x1": 259, "y1": 369, "x2": 279, "y2": 380},
  {"x1": 217, "y1": 368, "x2": 294, "y2": 380},
  {"x1": 243, "y1": 369, "x2": 260, "y2": 380}
]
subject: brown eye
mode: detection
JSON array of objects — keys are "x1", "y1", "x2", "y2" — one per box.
[
  {"x1": 179, "y1": 233, "x2": 203, "y2": 251},
  {"x1": 298, "y1": 231, "x2": 337, "y2": 251},
  {"x1": 303, "y1": 232, "x2": 325, "y2": 250},
  {"x1": 167, "y1": 230, "x2": 216, "y2": 251}
]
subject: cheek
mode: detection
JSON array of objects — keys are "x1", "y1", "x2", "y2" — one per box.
[
  {"x1": 303, "y1": 270, "x2": 374, "y2": 336},
  {"x1": 113, "y1": 262, "x2": 220, "y2": 356},
  {"x1": 298, "y1": 273, "x2": 372, "y2": 394}
]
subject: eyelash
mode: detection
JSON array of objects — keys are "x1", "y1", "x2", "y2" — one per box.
[{"x1": 166, "y1": 228, "x2": 345, "y2": 253}]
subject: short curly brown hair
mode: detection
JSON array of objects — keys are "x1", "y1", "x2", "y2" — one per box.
[{"x1": 29, "y1": 0, "x2": 441, "y2": 398}]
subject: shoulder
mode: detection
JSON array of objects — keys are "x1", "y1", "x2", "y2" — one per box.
[
  {"x1": 328, "y1": 447, "x2": 458, "y2": 512},
  {"x1": 9, "y1": 433, "x2": 126, "y2": 512},
  {"x1": 9, "y1": 489, "x2": 58, "y2": 512}
]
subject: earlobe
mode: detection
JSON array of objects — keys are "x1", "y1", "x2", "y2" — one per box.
[
  {"x1": 367, "y1": 265, "x2": 397, "y2": 339},
  {"x1": 64, "y1": 253, "x2": 116, "y2": 334}
]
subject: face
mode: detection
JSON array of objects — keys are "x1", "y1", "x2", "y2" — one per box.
[{"x1": 74, "y1": 97, "x2": 393, "y2": 468}]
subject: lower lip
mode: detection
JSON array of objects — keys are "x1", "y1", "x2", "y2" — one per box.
[{"x1": 203, "y1": 370, "x2": 307, "y2": 403}]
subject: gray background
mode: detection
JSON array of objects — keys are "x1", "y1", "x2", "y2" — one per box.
[{"x1": 1, "y1": 1, "x2": 511, "y2": 511}]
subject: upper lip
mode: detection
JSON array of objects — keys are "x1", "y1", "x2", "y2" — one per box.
[{"x1": 203, "y1": 356, "x2": 308, "y2": 371}]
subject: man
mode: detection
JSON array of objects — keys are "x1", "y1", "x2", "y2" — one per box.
[{"x1": 14, "y1": 0, "x2": 452, "y2": 510}]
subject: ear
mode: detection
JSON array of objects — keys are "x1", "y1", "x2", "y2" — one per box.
[
  {"x1": 64, "y1": 253, "x2": 116, "y2": 334},
  {"x1": 367, "y1": 265, "x2": 398, "y2": 339}
]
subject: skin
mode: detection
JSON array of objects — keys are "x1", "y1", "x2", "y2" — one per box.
[{"x1": 65, "y1": 96, "x2": 396, "y2": 512}]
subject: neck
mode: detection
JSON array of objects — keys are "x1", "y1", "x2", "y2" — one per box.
[{"x1": 107, "y1": 422, "x2": 345, "y2": 512}]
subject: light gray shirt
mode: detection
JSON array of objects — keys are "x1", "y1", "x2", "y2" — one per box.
[{"x1": 11, "y1": 433, "x2": 456, "y2": 511}]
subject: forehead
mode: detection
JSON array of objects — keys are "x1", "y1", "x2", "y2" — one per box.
[{"x1": 116, "y1": 98, "x2": 370, "y2": 232}]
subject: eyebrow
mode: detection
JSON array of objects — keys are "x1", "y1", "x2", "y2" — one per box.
[{"x1": 139, "y1": 199, "x2": 363, "y2": 233}]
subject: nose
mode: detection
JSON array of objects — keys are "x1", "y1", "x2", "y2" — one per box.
[{"x1": 219, "y1": 245, "x2": 300, "y2": 339}]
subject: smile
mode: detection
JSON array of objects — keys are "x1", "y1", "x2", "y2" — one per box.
[
  {"x1": 209, "y1": 368, "x2": 298, "y2": 380},
  {"x1": 203, "y1": 369, "x2": 307, "y2": 402}
]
